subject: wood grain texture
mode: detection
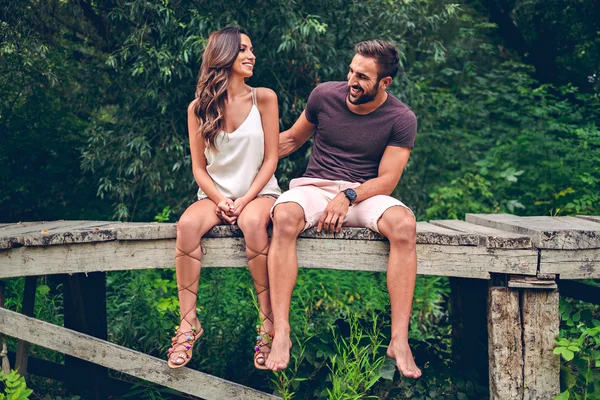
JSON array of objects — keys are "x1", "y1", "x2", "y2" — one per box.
[
  {"x1": 0, "y1": 238, "x2": 537, "y2": 279},
  {"x1": 576, "y1": 215, "x2": 600, "y2": 224},
  {"x1": 522, "y1": 290, "x2": 560, "y2": 400},
  {"x1": 539, "y1": 248, "x2": 600, "y2": 279},
  {"x1": 488, "y1": 287, "x2": 523, "y2": 400},
  {"x1": 466, "y1": 214, "x2": 600, "y2": 250},
  {"x1": 0, "y1": 308, "x2": 279, "y2": 400},
  {"x1": 431, "y1": 219, "x2": 532, "y2": 249},
  {"x1": 0, "y1": 221, "x2": 481, "y2": 246}
]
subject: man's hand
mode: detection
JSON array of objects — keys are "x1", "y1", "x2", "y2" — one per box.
[{"x1": 317, "y1": 193, "x2": 350, "y2": 233}]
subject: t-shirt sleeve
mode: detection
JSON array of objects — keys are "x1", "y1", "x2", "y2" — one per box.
[
  {"x1": 389, "y1": 110, "x2": 418, "y2": 148},
  {"x1": 304, "y1": 85, "x2": 323, "y2": 124}
]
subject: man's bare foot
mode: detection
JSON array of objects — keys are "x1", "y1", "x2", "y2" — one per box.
[
  {"x1": 265, "y1": 334, "x2": 292, "y2": 372},
  {"x1": 386, "y1": 339, "x2": 422, "y2": 378}
]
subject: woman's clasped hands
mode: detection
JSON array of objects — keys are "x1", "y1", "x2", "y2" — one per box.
[{"x1": 216, "y1": 197, "x2": 250, "y2": 224}]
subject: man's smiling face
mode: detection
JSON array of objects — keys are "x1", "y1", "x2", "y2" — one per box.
[{"x1": 346, "y1": 54, "x2": 382, "y2": 105}]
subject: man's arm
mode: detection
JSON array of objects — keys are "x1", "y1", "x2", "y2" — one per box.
[
  {"x1": 353, "y1": 145, "x2": 411, "y2": 202},
  {"x1": 317, "y1": 146, "x2": 411, "y2": 232},
  {"x1": 279, "y1": 111, "x2": 316, "y2": 159}
]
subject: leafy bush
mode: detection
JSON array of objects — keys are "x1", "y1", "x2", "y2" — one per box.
[{"x1": 0, "y1": 370, "x2": 33, "y2": 400}]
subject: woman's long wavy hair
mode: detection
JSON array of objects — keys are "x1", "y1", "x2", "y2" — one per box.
[{"x1": 194, "y1": 25, "x2": 248, "y2": 151}]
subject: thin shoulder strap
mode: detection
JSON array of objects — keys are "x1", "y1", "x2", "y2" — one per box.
[{"x1": 251, "y1": 87, "x2": 257, "y2": 106}]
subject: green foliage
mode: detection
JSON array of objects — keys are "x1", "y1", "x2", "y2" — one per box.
[
  {"x1": 0, "y1": 370, "x2": 33, "y2": 400},
  {"x1": 555, "y1": 297, "x2": 600, "y2": 399},
  {"x1": 326, "y1": 312, "x2": 386, "y2": 400}
]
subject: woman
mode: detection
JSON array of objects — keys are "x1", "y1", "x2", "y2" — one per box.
[{"x1": 167, "y1": 25, "x2": 280, "y2": 370}]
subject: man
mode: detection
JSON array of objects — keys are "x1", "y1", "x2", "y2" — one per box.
[{"x1": 265, "y1": 39, "x2": 421, "y2": 379}]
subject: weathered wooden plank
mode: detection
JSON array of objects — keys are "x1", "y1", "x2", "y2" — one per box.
[
  {"x1": 539, "y1": 248, "x2": 600, "y2": 279},
  {"x1": 114, "y1": 223, "x2": 177, "y2": 240},
  {"x1": 0, "y1": 221, "x2": 482, "y2": 246},
  {"x1": 0, "y1": 221, "x2": 115, "y2": 249},
  {"x1": 466, "y1": 213, "x2": 600, "y2": 250},
  {"x1": 0, "y1": 280, "x2": 10, "y2": 375},
  {"x1": 0, "y1": 221, "x2": 61, "y2": 249},
  {"x1": 15, "y1": 276, "x2": 37, "y2": 375},
  {"x1": 577, "y1": 215, "x2": 600, "y2": 224},
  {"x1": 488, "y1": 287, "x2": 523, "y2": 400},
  {"x1": 522, "y1": 290, "x2": 560, "y2": 400},
  {"x1": 0, "y1": 308, "x2": 279, "y2": 400},
  {"x1": 431, "y1": 219, "x2": 532, "y2": 249},
  {"x1": 0, "y1": 238, "x2": 538, "y2": 279},
  {"x1": 23, "y1": 221, "x2": 117, "y2": 246}
]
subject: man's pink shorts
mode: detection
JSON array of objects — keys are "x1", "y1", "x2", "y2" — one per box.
[{"x1": 270, "y1": 177, "x2": 414, "y2": 234}]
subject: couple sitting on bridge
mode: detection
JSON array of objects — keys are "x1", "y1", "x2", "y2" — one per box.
[{"x1": 167, "y1": 25, "x2": 421, "y2": 379}]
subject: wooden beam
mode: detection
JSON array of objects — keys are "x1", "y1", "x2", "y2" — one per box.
[
  {"x1": 450, "y1": 278, "x2": 488, "y2": 384},
  {"x1": 466, "y1": 214, "x2": 600, "y2": 250},
  {"x1": 6, "y1": 352, "x2": 196, "y2": 400},
  {"x1": 521, "y1": 290, "x2": 560, "y2": 400},
  {"x1": 431, "y1": 219, "x2": 532, "y2": 249},
  {"x1": 0, "y1": 308, "x2": 279, "y2": 400},
  {"x1": 62, "y1": 272, "x2": 108, "y2": 399},
  {"x1": 488, "y1": 287, "x2": 523, "y2": 400},
  {"x1": 577, "y1": 215, "x2": 600, "y2": 224},
  {"x1": 540, "y1": 248, "x2": 600, "y2": 279},
  {"x1": 0, "y1": 280, "x2": 10, "y2": 375},
  {"x1": 15, "y1": 276, "x2": 37, "y2": 375},
  {"x1": 0, "y1": 238, "x2": 538, "y2": 279}
]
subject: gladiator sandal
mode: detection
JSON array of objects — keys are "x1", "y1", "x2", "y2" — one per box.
[
  {"x1": 247, "y1": 244, "x2": 273, "y2": 370},
  {"x1": 167, "y1": 242, "x2": 205, "y2": 369}
]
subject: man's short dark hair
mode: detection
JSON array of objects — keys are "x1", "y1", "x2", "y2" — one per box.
[{"x1": 354, "y1": 40, "x2": 400, "y2": 80}]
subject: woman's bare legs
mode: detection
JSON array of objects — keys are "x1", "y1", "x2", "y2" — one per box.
[
  {"x1": 169, "y1": 199, "x2": 221, "y2": 366},
  {"x1": 237, "y1": 197, "x2": 276, "y2": 367}
]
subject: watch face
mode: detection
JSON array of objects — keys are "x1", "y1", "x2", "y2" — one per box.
[{"x1": 345, "y1": 188, "x2": 357, "y2": 201}]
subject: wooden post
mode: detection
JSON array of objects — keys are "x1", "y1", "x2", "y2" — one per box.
[
  {"x1": 522, "y1": 290, "x2": 560, "y2": 400},
  {"x1": 488, "y1": 286, "x2": 523, "y2": 400},
  {"x1": 0, "y1": 280, "x2": 10, "y2": 375},
  {"x1": 450, "y1": 277, "x2": 488, "y2": 383},
  {"x1": 62, "y1": 272, "x2": 108, "y2": 399},
  {"x1": 15, "y1": 276, "x2": 37, "y2": 375}
]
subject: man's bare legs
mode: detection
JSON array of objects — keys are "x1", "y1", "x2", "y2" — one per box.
[
  {"x1": 169, "y1": 199, "x2": 221, "y2": 366},
  {"x1": 237, "y1": 197, "x2": 276, "y2": 367},
  {"x1": 264, "y1": 203, "x2": 305, "y2": 371},
  {"x1": 377, "y1": 206, "x2": 422, "y2": 378}
]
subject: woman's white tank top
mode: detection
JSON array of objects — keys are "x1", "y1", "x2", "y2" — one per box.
[{"x1": 197, "y1": 88, "x2": 281, "y2": 200}]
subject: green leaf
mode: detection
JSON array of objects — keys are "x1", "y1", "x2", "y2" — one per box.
[
  {"x1": 562, "y1": 349, "x2": 575, "y2": 361},
  {"x1": 553, "y1": 391, "x2": 570, "y2": 400},
  {"x1": 378, "y1": 357, "x2": 396, "y2": 381}
]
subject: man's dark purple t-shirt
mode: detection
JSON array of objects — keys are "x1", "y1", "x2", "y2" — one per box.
[{"x1": 303, "y1": 81, "x2": 417, "y2": 183}]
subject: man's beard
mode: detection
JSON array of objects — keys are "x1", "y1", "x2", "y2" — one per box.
[{"x1": 347, "y1": 81, "x2": 380, "y2": 105}]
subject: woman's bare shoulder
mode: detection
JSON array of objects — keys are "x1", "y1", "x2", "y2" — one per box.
[{"x1": 255, "y1": 87, "x2": 278, "y2": 106}]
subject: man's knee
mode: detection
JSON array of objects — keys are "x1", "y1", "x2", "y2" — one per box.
[
  {"x1": 380, "y1": 207, "x2": 416, "y2": 246},
  {"x1": 272, "y1": 203, "x2": 305, "y2": 238}
]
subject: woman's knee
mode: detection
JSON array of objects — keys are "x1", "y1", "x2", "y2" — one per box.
[{"x1": 238, "y1": 213, "x2": 268, "y2": 236}]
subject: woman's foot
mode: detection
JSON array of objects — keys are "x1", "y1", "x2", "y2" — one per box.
[
  {"x1": 167, "y1": 318, "x2": 203, "y2": 368},
  {"x1": 254, "y1": 326, "x2": 273, "y2": 369}
]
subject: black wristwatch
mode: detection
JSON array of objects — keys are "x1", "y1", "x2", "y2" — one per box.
[{"x1": 343, "y1": 188, "x2": 357, "y2": 205}]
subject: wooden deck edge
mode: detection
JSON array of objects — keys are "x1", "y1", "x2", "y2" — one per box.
[
  {"x1": 0, "y1": 239, "x2": 538, "y2": 279},
  {"x1": 0, "y1": 308, "x2": 279, "y2": 400}
]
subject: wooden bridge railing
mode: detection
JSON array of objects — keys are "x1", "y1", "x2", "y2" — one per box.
[{"x1": 0, "y1": 214, "x2": 599, "y2": 399}]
